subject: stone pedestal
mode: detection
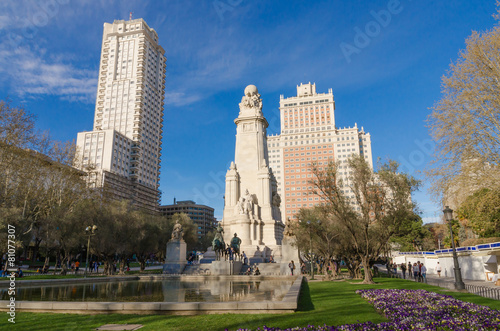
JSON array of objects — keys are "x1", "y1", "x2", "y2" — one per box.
[
  {"x1": 199, "y1": 247, "x2": 216, "y2": 264},
  {"x1": 211, "y1": 261, "x2": 243, "y2": 275},
  {"x1": 163, "y1": 239, "x2": 187, "y2": 274},
  {"x1": 281, "y1": 236, "x2": 300, "y2": 263}
]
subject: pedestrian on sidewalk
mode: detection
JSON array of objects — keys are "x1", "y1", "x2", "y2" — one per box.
[
  {"x1": 417, "y1": 261, "x2": 423, "y2": 282},
  {"x1": 413, "y1": 263, "x2": 418, "y2": 280},
  {"x1": 436, "y1": 262, "x2": 442, "y2": 277},
  {"x1": 408, "y1": 262, "x2": 412, "y2": 275},
  {"x1": 400, "y1": 263, "x2": 407, "y2": 279},
  {"x1": 289, "y1": 260, "x2": 295, "y2": 275},
  {"x1": 421, "y1": 263, "x2": 427, "y2": 282}
]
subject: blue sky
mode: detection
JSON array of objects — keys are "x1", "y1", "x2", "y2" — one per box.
[{"x1": 0, "y1": 0, "x2": 496, "y2": 222}]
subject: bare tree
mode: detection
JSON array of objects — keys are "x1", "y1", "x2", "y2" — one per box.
[{"x1": 427, "y1": 8, "x2": 500, "y2": 205}]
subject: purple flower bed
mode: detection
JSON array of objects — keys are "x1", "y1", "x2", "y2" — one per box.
[{"x1": 234, "y1": 289, "x2": 500, "y2": 331}]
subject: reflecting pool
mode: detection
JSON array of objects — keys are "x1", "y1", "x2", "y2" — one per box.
[{"x1": 1, "y1": 278, "x2": 294, "y2": 302}]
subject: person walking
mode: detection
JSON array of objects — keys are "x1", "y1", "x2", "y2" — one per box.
[
  {"x1": 436, "y1": 262, "x2": 442, "y2": 277},
  {"x1": 408, "y1": 262, "x2": 412, "y2": 275},
  {"x1": 413, "y1": 263, "x2": 418, "y2": 281},
  {"x1": 400, "y1": 263, "x2": 407, "y2": 279},
  {"x1": 420, "y1": 263, "x2": 427, "y2": 282},
  {"x1": 289, "y1": 260, "x2": 296, "y2": 276}
]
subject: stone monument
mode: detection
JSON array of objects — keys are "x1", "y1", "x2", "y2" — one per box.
[
  {"x1": 221, "y1": 85, "x2": 288, "y2": 264},
  {"x1": 280, "y1": 217, "x2": 301, "y2": 274},
  {"x1": 163, "y1": 219, "x2": 187, "y2": 274}
]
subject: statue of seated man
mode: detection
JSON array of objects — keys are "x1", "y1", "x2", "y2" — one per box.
[{"x1": 171, "y1": 219, "x2": 183, "y2": 240}]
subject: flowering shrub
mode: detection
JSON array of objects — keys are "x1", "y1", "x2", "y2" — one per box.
[{"x1": 235, "y1": 289, "x2": 500, "y2": 330}]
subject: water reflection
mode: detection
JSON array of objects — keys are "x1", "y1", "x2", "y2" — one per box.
[{"x1": 0, "y1": 279, "x2": 294, "y2": 302}]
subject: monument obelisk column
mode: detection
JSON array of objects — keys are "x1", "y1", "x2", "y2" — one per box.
[{"x1": 221, "y1": 85, "x2": 284, "y2": 261}]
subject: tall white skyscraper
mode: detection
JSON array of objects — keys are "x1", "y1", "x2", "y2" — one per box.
[{"x1": 76, "y1": 18, "x2": 166, "y2": 211}]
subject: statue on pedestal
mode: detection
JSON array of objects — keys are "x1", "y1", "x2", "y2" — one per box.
[
  {"x1": 171, "y1": 219, "x2": 183, "y2": 241},
  {"x1": 239, "y1": 85, "x2": 263, "y2": 113},
  {"x1": 212, "y1": 223, "x2": 225, "y2": 260},
  {"x1": 230, "y1": 233, "x2": 242, "y2": 261},
  {"x1": 243, "y1": 189, "x2": 254, "y2": 216},
  {"x1": 283, "y1": 217, "x2": 293, "y2": 237},
  {"x1": 236, "y1": 189, "x2": 255, "y2": 219},
  {"x1": 272, "y1": 191, "x2": 281, "y2": 208}
]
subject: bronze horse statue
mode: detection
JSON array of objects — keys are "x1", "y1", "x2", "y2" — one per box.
[{"x1": 212, "y1": 223, "x2": 226, "y2": 261}]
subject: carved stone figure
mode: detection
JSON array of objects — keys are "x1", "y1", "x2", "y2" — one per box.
[
  {"x1": 243, "y1": 189, "x2": 254, "y2": 215},
  {"x1": 239, "y1": 85, "x2": 263, "y2": 112},
  {"x1": 272, "y1": 191, "x2": 281, "y2": 208},
  {"x1": 237, "y1": 196, "x2": 245, "y2": 214},
  {"x1": 283, "y1": 218, "x2": 293, "y2": 237},
  {"x1": 171, "y1": 219, "x2": 183, "y2": 240}
]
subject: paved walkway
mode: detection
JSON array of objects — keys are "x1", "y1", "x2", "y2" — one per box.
[{"x1": 377, "y1": 265, "x2": 499, "y2": 295}]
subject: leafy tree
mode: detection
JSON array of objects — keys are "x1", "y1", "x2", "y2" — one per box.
[
  {"x1": 0, "y1": 100, "x2": 89, "y2": 268},
  {"x1": 427, "y1": 7, "x2": 500, "y2": 204},
  {"x1": 196, "y1": 229, "x2": 216, "y2": 252},
  {"x1": 133, "y1": 211, "x2": 170, "y2": 271},
  {"x1": 390, "y1": 214, "x2": 434, "y2": 252},
  {"x1": 457, "y1": 188, "x2": 500, "y2": 237},
  {"x1": 311, "y1": 156, "x2": 420, "y2": 284},
  {"x1": 294, "y1": 206, "x2": 341, "y2": 279}
]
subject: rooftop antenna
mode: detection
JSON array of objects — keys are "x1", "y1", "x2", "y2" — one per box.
[{"x1": 129, "y1": 12, "x2": 133, "y2": 20}]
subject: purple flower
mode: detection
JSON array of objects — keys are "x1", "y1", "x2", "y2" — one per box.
[{"x1": 236, "y1": 289, "x2": 500, "y2": 330}]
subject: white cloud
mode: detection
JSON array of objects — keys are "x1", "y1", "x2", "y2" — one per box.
[
  {"x1": 0, "y1": 47, "x2": 97, "y2": 103},
  {"x1": 164, "y1": 91, "x2": 201, "y2": 107}
]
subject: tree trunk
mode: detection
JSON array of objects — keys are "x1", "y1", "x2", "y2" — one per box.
[
  {"x1": 53, "y1": 251, "x2": 60, "y2": 275},
  {"x1": 328, "y1": 260, "x2": 338, "y2": 279},
  {"x1": 355, "y1": 267, "x2": 362, "y2": 279},
  {"x1": 119, "y1": 258, "x2": 126, "y2": 274},
  {"x1": 322, "y1": 262, "x2": 332, "y2": 281},
  {"x1": 346, "y1": 262, "x2": 356, "y2": 279},
  {"x1": 361, "y1": 256, "x2": 374, "y2": 284},
  {"x1": 103, "y1": 256, "x2": 114, "y2": 275},
  {"x1": 44, "y1": 256, "x2": 50, "y2": 272},
  {"x1": 139, "y1": 258, "x2": 146, "y2": 272},
  {"x1": 60, "y1": 254, "x2": 69, "y2": 275}
]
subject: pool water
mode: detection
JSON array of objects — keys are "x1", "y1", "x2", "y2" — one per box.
[{"x1": 2, "y1": 279, "x2": 294, "y2": 302}]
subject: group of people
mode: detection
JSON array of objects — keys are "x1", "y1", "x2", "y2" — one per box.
[
  {"x1": 0, "y1": 268, "x2": 21, "y2": 277},
  {"x1": 395, "y1": 261, "x2": 428, "y2": 282},
  {"x1": 244, "y1": 264, "x2": 261, "y2": 275},
  {"x1": 88, "y1": 261, "x2": 100, "y2": 273},
  {"x1": 36, "y1": 265, "x2": 50, "y2": 274}
]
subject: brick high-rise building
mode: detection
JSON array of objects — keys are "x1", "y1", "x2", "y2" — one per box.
[
  {"x1": 76, "y1": 18, "x2": 166, "y2": 211},
  {"x1": 267, "y1": 83, "x2": 373, "y2": 219}
]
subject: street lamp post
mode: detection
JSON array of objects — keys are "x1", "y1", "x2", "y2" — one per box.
[
  {"x1": 307, "y1": 221, "x2": 314, "y2": 280},
  {"x1": 84, "y1": 225, "x2": 98, "y2": 278},
  {"x1": 443, "y1": 206, "x2": 465, "y2": 290}
]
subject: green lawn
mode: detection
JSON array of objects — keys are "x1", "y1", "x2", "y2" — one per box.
[{"x1": 1, "y1": 277, "x2": 499, "y2": 331}]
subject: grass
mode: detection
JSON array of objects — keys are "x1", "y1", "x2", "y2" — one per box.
[{"x1": 1, "y1": 277, "x2": 499, "y2": 330}]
